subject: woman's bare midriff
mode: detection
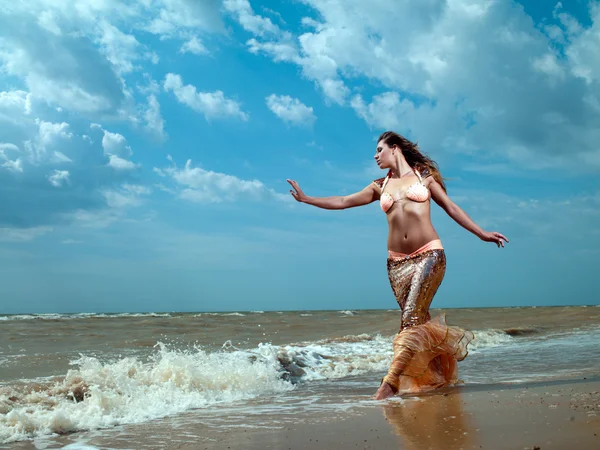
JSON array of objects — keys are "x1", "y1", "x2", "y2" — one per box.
[{"x1": 386, "y1": 201, "x2": 440, "y2": 254}]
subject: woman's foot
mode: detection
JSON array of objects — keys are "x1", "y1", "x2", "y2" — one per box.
[{"x1": 374, "y1": 381, "x2": 396, "y2": 400}]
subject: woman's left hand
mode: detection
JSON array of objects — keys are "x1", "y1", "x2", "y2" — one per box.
[{"x1": 480, "y1": 231, "x2": 509, "y2": 248}]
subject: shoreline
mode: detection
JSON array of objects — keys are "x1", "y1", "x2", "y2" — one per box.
[
  {"x1": 6, "y1": 377, "x2": 598, "y2": 449},
  {"x1": 2, "y1": 304, "x2": 599, "y2": 316}
]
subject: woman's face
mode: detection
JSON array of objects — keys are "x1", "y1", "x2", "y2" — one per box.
[{"x1": 374, "y1": 140, "x2": 394, "y2": 169}]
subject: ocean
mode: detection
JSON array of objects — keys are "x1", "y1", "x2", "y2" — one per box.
[{"x1": 1, "y1": 306, "x2": 599, "y2": 448}]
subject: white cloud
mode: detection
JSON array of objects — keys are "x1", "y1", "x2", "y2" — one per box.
[
  {"x1": 102, "y1": 130, "x2": 130, "y2": 155},
  {"x1": 0, "y1": 143, "x2": 20, "y2": 158},
  {"x1": 157, "y1": 158, "x2": 287, "y2": 203},
  {"x1": 228, "y1": 4, "x2": 350, "y2": 105},
  {"x1": 97, "y1": 21, "x2": 148, "y2": 74},
  {"x1": 63, "y1": 182, "x2": 152, "y2": 229},
  {"x1": 47, "y1": 169, "x2": 70, "y2": 187},
  {"x1": 89, "y1": 123, "x2": 140, "y2": 170},
  {"x1": 247, "y1": 37, "x2": 298, "y2": 62},
  {"x1": 144, "y1": 94, "x2": 166, "y2": 139},
  {"x1": 223, "y1": 0, "x2": 280, "y2": 37},
  {"x1": 20, "y1": 119, "x2": 73, "y2": 164},
  {"x1": 226, "y1": 2, "x2": 350, "y2": 104},
  {"x1": 563, "y1": 3, "x2": 600, "y2": 84},
  {"x1": 0, "y1": 19, "x2": 124, "y2": 114},
  {"x1": 231, "y1": 0, "x2": 600, "y2": 169},
  {"x1": 351, "y1": 92, "x2": 423, "y2": 130},
  {"x1": 0, "y1": 36, "x2": 156, "y2": 232},
  {"x1": 0, "y1": 226, "x2": 53, "y2": 242},
  {"x1": 179, "y1": 36, "x2": 208, "y2": 55},
  {"x1": 295, "y1": 29, "x2": 349, "y2": 105},
  {"x1": 262, "y1": 7, "x2": 286, "y2": 25},
  {"x1": 61, "y1": 239, "x2": 81, "y2": 245},
  {"x1": 163, "y1": 73, "x2": 249, "y2": 121},
  {"x1": 122, "y1": 184, "x2": 151, "y2": 195},
  {"x1": 50, "y1": 151, "x2": 72, "y2": 164},
  {"x1": 137, "y1": 73, "x2": 161, "y2": 96},
  {"x1": 37, "y1": 10, "x2": 62, "y2": 35},
  {"x1": 144, "y1": 0, "x2": 223, "y2": 37},
  {"x1": 0, "y1": 129, "x2": 23, "y2": 177},
  {"x1": 225, "y1": 1, "x2": 330, "y2": 105},
  {"x1": 91, "y1": 124, "x2": 132, "y2": 157},
  {"x1": 532, "y1": 52, "x2": 565, "y2": 80},
  {"x1": 2, "y1": 158, "x2": 23, "y2": 173},
  {"x1": 265, "y1": 94, "x2": 316, "y2": 126},
  {"x1": 67, "y1": 208, "x2": 120, "y2": 229},
  {"x1": 318, "y1": 79, "x2": 349, "y2": 106},
  {"x1": 0, "y1": 90, "x2": 32, "y2": 122},
  {"x1": 102, "y1": 183, "x2": 150, "y2": 208},
  {"x1": 37, "y1": 119, "x2": 72, "y2": 146},
  {"x1": 107, "y1": 154, "x2": 139, "y2": 171},
  {"x1": 0, "y1": 0, "x2": 224, "y2": 120}
]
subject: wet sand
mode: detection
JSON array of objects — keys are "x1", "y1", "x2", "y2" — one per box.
[{"x1": 171, "y1": 378, "x2": 600, "y2": 450}]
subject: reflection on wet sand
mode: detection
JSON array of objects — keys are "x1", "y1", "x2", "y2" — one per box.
[{"x1": 382, "y1": 388, "x2": 477, "y2": 450}]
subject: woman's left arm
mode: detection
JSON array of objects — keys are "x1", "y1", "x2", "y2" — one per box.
[{"x1": 428, "y1": 179, "x2": 509, "y2": 248}]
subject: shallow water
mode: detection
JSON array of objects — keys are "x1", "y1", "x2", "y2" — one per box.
[{"x1": 1, "y1": 305, "x2": 599, "y2": 445}]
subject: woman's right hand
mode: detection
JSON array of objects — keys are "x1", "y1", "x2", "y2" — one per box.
[
  {"x1": 480, "y1": 231, "x2": 509, "y2": 248},
  {"x1": 287, "y1": 179, "x2": 307, "y2": 203}
]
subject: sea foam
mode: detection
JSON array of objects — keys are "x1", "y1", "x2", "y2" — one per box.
[
  {"x1": 0, "y1": 325, "x2": 520, "y2": 444},
  {"x1": 0, "y1": 343, "x2": 292, "y2": 444}
]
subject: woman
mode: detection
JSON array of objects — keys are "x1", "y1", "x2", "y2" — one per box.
[{"x1": 287, "y1": 131, "x2": 508, "y2": 400}]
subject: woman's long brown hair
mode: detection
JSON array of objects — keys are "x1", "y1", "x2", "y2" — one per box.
[{"x1": 378, "y1": 131, "x2": 447, "y2": 192}]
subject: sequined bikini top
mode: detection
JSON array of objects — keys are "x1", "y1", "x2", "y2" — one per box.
[{"x1": 373, "y1": 168, "x2": 430, "y2": 214}]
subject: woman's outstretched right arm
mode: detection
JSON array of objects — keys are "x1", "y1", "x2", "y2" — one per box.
[{"x1": 287, "y1": 179, "x2": 379, "y2": 210}]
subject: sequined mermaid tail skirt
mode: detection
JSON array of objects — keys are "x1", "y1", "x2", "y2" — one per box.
[
  {"x1": 384, "y1": 313, "x2": 474, "y2": 394},
  {"x1": 382, "y1": 248, "x2": 474, "y2": 394}
]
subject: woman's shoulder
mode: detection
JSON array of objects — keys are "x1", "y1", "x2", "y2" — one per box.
[
  {"x1": 372, "y1": 170, "x2": 392, "y2": 192},
  {"x1": 372, "y1": 176, "x2": 386, "y2": 190}
]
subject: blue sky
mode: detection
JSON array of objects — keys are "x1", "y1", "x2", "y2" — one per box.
[{"x1": 1, "y1": 0, "x2": 599, "y2": 314}]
